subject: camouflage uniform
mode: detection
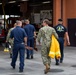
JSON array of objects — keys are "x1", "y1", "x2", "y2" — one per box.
[
  {"x1": 37, "y1": 26, "x2": 58, "y2": 66},
  {"x1": 6, "y1": 28, "x2": 14, "y2": 55}
]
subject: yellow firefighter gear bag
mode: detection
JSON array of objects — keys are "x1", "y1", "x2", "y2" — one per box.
[
  {"x1": 4, "y1": 42, "x2": 9, "y2": 52},
  {"x1": 49, "y1": 35, "x2": 61, "y2": 59},
  {"x1": 4, "y1": 48, "x2": 9, "y2": 52}
]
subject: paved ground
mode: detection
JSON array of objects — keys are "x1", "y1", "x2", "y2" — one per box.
[{"x1": 0, "y1": 45, "x2": 76, "y2": 75}]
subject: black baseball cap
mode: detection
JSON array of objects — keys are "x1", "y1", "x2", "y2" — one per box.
[{"x1": 58, "y1": 19, "x2": 62, "y2": 21}]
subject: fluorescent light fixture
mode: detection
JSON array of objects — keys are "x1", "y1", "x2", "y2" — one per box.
[
  {"x1": 8, "y1": 1, "x2": 16, "y2": 3},
  {"x1": 0, "y1": 3, "x2": 2, "y2": 5},
  {"x1": 42, "y1": 1, "x2": 51, "y2": 4},
  {"x1": 21, "y1": 0, "x2": 28, "y2": 1},
  {"x1": 18, "y1": 5, "x2": 20, "y2": 7},
  {"x1": 30, "y1": 4, "x2": 42, "y2": 7}
]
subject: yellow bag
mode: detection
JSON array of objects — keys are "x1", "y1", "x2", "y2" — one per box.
[
  {"x1": 49, "y1": 35, "x2": 61, "y2": 59},
  {"x1": 4, "y1": 48, "x2": 9, "y2": 52}
]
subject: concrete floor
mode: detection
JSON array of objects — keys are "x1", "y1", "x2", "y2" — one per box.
[{"x1": 0, "y1": 45, "x2": 76, "y2": 75}]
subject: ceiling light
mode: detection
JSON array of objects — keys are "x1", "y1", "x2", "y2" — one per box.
[
  {"x1": 30, "y1": 4, "x2": 42, "y2": 7},
  {"x1": 0, "y1": 3, "x2": 2, "y2": 5},
  {"x1": 42, "y1": 1, "x2": 51, "y2": 4},
  {"x1": 21, "y1": 0, "x2": 28, "y2": 1},
  {"x1": 18, "y1": 5, "x2": 20, "y2": 7},
  {"x1": 8, "y1": 1, "x2": 16, "y2": 3}
]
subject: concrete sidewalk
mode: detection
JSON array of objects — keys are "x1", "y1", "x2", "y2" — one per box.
[{"x1": 0, "y1": 46, "x2": 76, "y2": 75}]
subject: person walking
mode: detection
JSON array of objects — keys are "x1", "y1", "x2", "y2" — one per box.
[
  {"x1": 6, "y1": 23, "x2": 16, "y2": 58},
  {"x1": 10, "y1": 21, "x2": 27, "y2": 72},
  {"x1": 24, "y1": 19, "x2": 36, "y2": 59},
  {"x1": 37, "y1": 19, "x2": 58, "y2": 74},
  {"x1": 54, "y1": 19, "x2": 70, "y2": 65}
]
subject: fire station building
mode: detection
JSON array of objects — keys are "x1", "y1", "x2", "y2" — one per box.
[{"x1": 0, "y1": 0, "x2": 76, "y2": 46}]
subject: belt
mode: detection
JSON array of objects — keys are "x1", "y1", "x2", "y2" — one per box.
[
  {"x1": 21, "y1": 42, "x2": 24, "y2": 44},
  {"x1": 59, "y1": 37, "x2": 64, "y2": 38}
]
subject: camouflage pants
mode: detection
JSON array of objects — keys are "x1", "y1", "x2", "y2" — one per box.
[
  {"x1": 9, "y1": 43, "x2": 13, "y2": 54},
  {"x1": 41, "y1": 45, "x2": 51, "y2": 66}
]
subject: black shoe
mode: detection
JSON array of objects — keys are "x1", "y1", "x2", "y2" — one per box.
[
  {"x1": 55, "y1": 63, "x2": 59, "y2": 65},
  {"x1": 26, "y1": 57, "x2": 30, "y2": 59},
  {"x1": 19, "y1": 69, "x2": 23, "y2": 72},
  {"x1": 31, "y1": 55, "x2": 33, "y2": 59},
  {"x1": 11, "y1": 64, "x2": 15, "y2": 69},
  {"x1": 10, "y1": 54, "x2": 12, "y2": 58},
  {"x1": 60, "y1": 60, "x2": 63, "y2": 63}
]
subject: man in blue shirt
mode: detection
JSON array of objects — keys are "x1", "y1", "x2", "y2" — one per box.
[
  {"x1": 54, "y1": 19, "x2": 70, "y2": 65},
  {"x1": 24, "y1": 19, "x2": 36, "y2": 59},
  {"x1": 10, "y1": 21, "x2": 27, "y2": 72}
]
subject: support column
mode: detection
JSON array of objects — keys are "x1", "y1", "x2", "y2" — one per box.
[
  {"x1": 62, "y1": 0, "x2": 67, "y2": 46},
  {"x1": 62, "y1": 0, "x2": 67, "y2": 27},
  {"x1": 53, "y1": 0, "x2": 61, "y2": 26},
  {"x1": 20, "y1": 2, "x2": 27, "y2": 19}
]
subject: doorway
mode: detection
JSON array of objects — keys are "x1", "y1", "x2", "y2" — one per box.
[{"x1": 68, "y1": 19, "x2": 76, "y2": 46}]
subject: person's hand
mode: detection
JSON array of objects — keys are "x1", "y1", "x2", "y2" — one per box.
[
  {"x1": 6, "y1": 41, "x2": 7, "y2": 43},
  {"x1": 67, "y1": 41, "x2": 70, "y2": 45},
  {"x1": 25, "y1": 43, "x2": 27, "y2": 46}
]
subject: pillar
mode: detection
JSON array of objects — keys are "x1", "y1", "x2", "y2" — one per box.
[
  {"x1": 20, "y1": 1, "x2": 28, "y2": 19},
  {"x1": 62, "y1": 0, "x2": 67, "y2": 27},
  {"x1": 53, "y1": 0, "x2": 61, "y2": 26}
]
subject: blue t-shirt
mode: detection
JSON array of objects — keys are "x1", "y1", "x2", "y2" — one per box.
[
  {"x1": 10, "y1": 26, "x2": 27, "y2": 44},
  {"x1": 24, "y1": 24, "x2": 35, "y2": 39},
  {"x1": 54, "y1": 24, "x2": 67, "y2": 38}
]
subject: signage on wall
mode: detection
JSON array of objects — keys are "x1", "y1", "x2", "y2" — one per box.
[{"x1": 40, "y1": 10, "x2": 52, "y2": 21}]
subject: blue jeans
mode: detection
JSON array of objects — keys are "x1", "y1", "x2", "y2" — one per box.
[
  {"x1": 11, "y1": 43, "x2": 25, "y2": 70},
  {"x1": 26, "y1": 38, "x2": 34, "y2": 58},
  {"x1": 56, "y1": 37, "x2": 64, "y2": 63}
]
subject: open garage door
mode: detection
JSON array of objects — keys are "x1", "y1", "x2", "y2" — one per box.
[{"x1": 29, "y1": 0, "x2": 53, "y2": 26}]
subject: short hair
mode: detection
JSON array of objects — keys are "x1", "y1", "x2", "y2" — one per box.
[
  {"x1": 14, "y1": 23, "x2": 17, "y2": 27},
  {"x1": 16, "y1": 20, "x2": 22, "y2": 25},
  {"x1": 24, "y1": 19, "x2": 29, "y2": 22},
  {"x1": 43, "y1": 19, "x2": 50, "y2": 25},
  {"x1": 58, "y1": 19, "x2": 63, "y2": 21}
]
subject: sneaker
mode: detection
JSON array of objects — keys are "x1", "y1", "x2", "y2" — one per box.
[
  {"x1": 11, "y1": 64, "x2": 15, "y2": 69},
  {"x1": 26, "y1": 57, "x2": 30, "y2": 59},
  {"x1": 10, "y1": 54, "x2": 12, "y2": 58},
  {"x1": 19, "y1": 69, "x2": 23, "y2": 72},
  {"x1": 31, "y1": 55, "x2": 33, "y2": 59},
  {"x1": 60, "y1": 60, "x2": 63, "y2": 63},
  {"x1": 55, "y1": 63, "x2": 59, "y2": 65}
]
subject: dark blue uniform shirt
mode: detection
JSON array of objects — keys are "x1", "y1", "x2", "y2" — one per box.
[
  {"x1": 10, "y1": 26, "x2": 27, "y2": 44},
  {"x1": 24, "y1": 24, "x2": 35, "y2": 39},
  {"x1": 54, "y1": 24, "x2": 67, "y2": 38}
]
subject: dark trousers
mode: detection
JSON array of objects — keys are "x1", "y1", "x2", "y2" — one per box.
[
  {"x1": 26, "y1": 38, "x2": 34, "y2": 58},
  {"x1": 56, "y1": 37, "x2": 64, "y2": 63},
  {"x1": 11, "y1": 43, "x2": 25, "y2": 70}
]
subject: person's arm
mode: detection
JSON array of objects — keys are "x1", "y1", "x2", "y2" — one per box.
[
  {"x1": 52, "y1": 28, "x2": 58, "y2": 39},
  {"x1": 23, "y1": 30, "x2": 27, "y2": 45},
  {"x1": 37, "y1": 29, "x2": 42, "y2": 44},
  {"x1": 6, "y1": 29, "x2": 11, "y2": 42},
  {"x1": 65, "y1": 32, "x2": 70, "y2": 45},
  {"x1": 34, "y1": 31, "x2": 36, "y2": 37},
  {"x1": 64, "y1": 27, "x2": 70, "y2": 45},
  {"x1": 24, "y1": 37, "x2": 27, "y2": 45},
  {"x1": 33, "y1": 26, "x2": 36, "y2": 37},
  {"x1": 10, "y1": 30, "x2": 14, "y2": 39}
]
